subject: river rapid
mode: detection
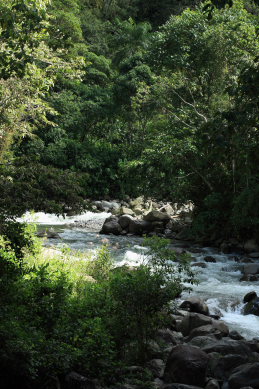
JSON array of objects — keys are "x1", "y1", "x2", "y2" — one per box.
[{"x1": 19, "y1": 211, "x2": 259, "y2": 340}]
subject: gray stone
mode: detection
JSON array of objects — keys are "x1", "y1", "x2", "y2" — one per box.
[
  {"x1": 100, "y1": 216, "x2": 122, "y2": 235},
  {"x1": 163, "y1": 345, "x2": 209, "y2": 386},
  {"x1": 128, "y1": 219, "x2": 152, "y2": 235},
  {"x1": 228, "y1": 362, "x2": 259, "y2": 389},
  {"x1": 118, "y1": 215, "x2": 134, "y2": 229},
  {"x1": 179, "y1": 312, "x2": 212, "y2": 336},
  {"x1": 244, "y1": 239, "x2": 259, "y2": 253},
  {"x1": 243, "y1": 297, "x2": 259, "y2": 316},
  {"x1": 205, "y1": 379, "x2": 220, "y2": 389},
  {"x1": 144, "y1": 210, "x2": 171, "y2": 222},
  {"x1": 121, "y1": 207, "x2": 135, "y2": 216},
  {"x1": 243, "y1": 291, "x2": 257, "y2": 304},
  {"x1": 180, "y1": 297, "x2": 209, "y2": 316},
  {"x1": 202, "y1": 338, "x2": 251, "y2": 356}
]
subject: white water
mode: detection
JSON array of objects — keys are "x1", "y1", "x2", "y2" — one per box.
[{"x1": 20, "y1": 211, "x2": 259, "y2": 340}]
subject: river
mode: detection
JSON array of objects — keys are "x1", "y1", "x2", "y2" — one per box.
[{"x1": 19, "y1": 211, "x2": 259, "y2": 340}]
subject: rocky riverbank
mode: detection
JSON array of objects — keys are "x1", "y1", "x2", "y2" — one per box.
[{"x1": 65, "y1": 295, "x2": 259, "y2": 389}]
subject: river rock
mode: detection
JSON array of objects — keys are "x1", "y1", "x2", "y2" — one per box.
[
  {"x1": 100, "y1": 216, "x2": 122, "y2": 235},
  {"x1": 144, "y1": 210, "x2": 171, "y2": 222},
  {"x1": 228, "y1": 362, "x2": 259, "y2": 389},
  {"x1": 128, "y1": 219, "x2": 152, "y2": 235},
  {"x1": 163, "y1": 345, "x2": 209, "y2": 386},
  {"x1": 129, "y1": 196, "x2": 144, "y2": 209},
  {"x1": 243, "y1": 291, "x2": 257, "y2": 303},
  {"x1": 180, "y1": 297, "x2": 209, "y2": 316},
  {"x1": 229, "y1": 330, "x2": 244, "y2": 341},
  {"x1": 187, "y1": 324, "x2": 222, "y2": 341},
  {"x1": 210, "y1": 353, "x2": 249, "y2": 380},
  {"x1": 121, "y1": 207, "x2": 135, "y2": 216},
  {"x1": 156, "y1": 328, "x2": 182, "y2": 345},
  {"x1": 118, "y1": 215, "x2": 134, "y2": 229},
  {"x1": 243, "y1": 296, "x2": 259, "y2": 316},
  {"x1": 189, "y1": 335, "x2": 219, "y2": 348},
  {"x1": 179, "y1": 312, "x2": 212, "y2": 336},
  {"x1": 202, "y1": 338, "x2": 251, "y2": 356}
]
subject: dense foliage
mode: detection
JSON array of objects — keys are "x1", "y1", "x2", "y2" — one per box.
[{"x1": 0, "y1": 0, "x2": 258, "y2": 240}]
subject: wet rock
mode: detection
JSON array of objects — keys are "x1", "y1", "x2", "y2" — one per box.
[
  {"x1": 144, "y1": 210, "x2": 171, "y2": 222},
  {"x1": 243, "y1": 291, "x2": 257, "y2": 304},
  {"x1": 128, "y1": 219, "x2": 152, "y2": 235},
  {"x1": 179, "y1": 312, "x2": 212, "y2": 336},
  {"x1": 187, "y1": 324, "x2": 222, "y2": 341},
  {"x1": 47, "y1": 228, "x2": 61, "y2": 239},
  {"x1": 229, "y1": 330, "x2": 244, "y2": 341},
  {"x1": 100, "y1": 216, "x2": 122, "y2": 235},
  {"x1": 243, "y1": 297, "x2": 259, "y2": 316},
  {"x1": 189, "y1": 335, "x2": 219, "y2": 348},
  {"x1": 180, "y1": 297, "x2": 209, "y2": 316},
  {"x1": 186, "y1": 319, "x2": 228, "y2": 341},
  {"x1": 118, "y1": 215, "x2": 134, "y2": 229},
  {"x1": 154, "y1": 378, "x2": 164, "y2": 388},
  {"x1": 204, "y1": 256, "x2": 217, "y2": 263},
  {"x1": 121, "y1": 207, "x2": 135, "y2": 216},
  {"x1": 202, "y1": 338, "x2": 251, "y2": 356},
  {"x1": 240, "y1": 274, "x2": 259, "y2": 282},
  {"x1": 163, "y1": 345, "x2": 209, "y2": 386},
  {"x1": 228, "y1": 362, "x2": 259, "y2": 389},
  {"x1": 210, "y1": 354, "x2": 248, "y2": 380}
]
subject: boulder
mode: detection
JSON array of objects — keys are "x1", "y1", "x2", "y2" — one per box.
[
  {"x1": 179, "y1": 312, "x2": 212, "y2": 336},
  {"x1": 128, "y1": 219, "x2": 152, "y2": 235},
  {"x1": 163, "y1": 345, "x2": 209, "y2": 386},
  {"x1": 156, "y1": 328, "x2": 182, "y2": 345},
  {"x1": 121, "y1": 207, "x2": 135, "y2": 216},
  {"x1": 180, "y1": 297, "x2": 209, "y2": 316},
  {"x1": 243, "y1": 291, "x2": 257, "y2": 304},
  {"x1": 189, "y1": 335, "x2": 218, "y2": 348},
  {"x1": 228, "y1": 363, "x2": 259, "y2": 389},
  {"x1": 210, "y1": 354, "x2": 248, "y2": 380},
  {"x1": 186, "y1": 320, "x2": 228, "y2": 341},
  {"x1": 118, "y1": 215, "x2": 134, "y2": 229},
  {"x1": 248, "y1": 252, "x2": 259, "y2": 258},
  {"x1": 243, "y1": 297, "x2": 259, "y2": 316},
  {"x1": 144, "y1": 210, "x2": 171, "y2": 222},
  {"x1": 229, "y1": 330, "x2": 244, "y2": 341},
  {"x1": 202, "y1": 338, "x2": 251, "y2": 356},
  {"x1": 100, "y1": 216, "x2": 122, "y2": 235}
]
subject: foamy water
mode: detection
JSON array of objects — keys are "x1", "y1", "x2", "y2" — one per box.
[{"x1": 19, "y1": 211, "x2": 259, "y2": 339}]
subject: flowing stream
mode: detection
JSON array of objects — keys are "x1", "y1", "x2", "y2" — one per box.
[{"x1": 19, "y1": 211, "x2": 259, "y2": 340}]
